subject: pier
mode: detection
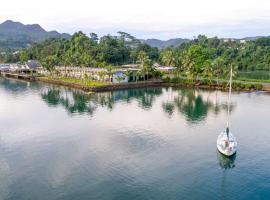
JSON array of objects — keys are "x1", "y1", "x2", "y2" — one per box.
[{"x1": 0, "y1": 72, "x2": 37, "y2": 81}]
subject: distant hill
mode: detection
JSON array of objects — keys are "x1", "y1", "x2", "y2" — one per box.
[
  {"x1": 143, "y1": 38, "x2": 190, "y2": 48},
  {"x1": 0, "y1": 20, "x2": 71, "y2": 50},
  {"x1": 221, "y1": 36, "x2": 270, "y2": 41},
  {"x1": 240, "y1": 36, "x2": 269, "y2": 41}
]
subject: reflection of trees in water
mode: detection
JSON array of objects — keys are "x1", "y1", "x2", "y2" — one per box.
[
  {"x1": 40, "y1": 87, "x2": 163, "y2": 116},
  {"x1": 162, "y1": 88, "x2": 235, "y2": 123},
  {"x1": 41, "y1": 87, "x2": 98, "y2": 116},
  {"x1": 0, "y1": 78, "x2": 38, "y2": 93},
  {"x1": 1, "y1": 77, "x2": 235, "y2": 123},
  {"x1": 0, "y1": 78, "x2": 41, "y2": 93},
  {"x1": 113, "y1": 88, "x2": 163, "y2": 110},
  {"x1": 162, "y1": 88, "x2": 175, "y2": 118},
  {"x1": 41, "y1": 86, "x2": 235, "y2": 120}
]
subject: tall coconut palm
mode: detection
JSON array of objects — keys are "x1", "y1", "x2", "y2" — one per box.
[
  {"x1": 135, "y1": 70, "x2": 142, "y2": 82},
  {"x1": 160, "y1": 49, "x2": 176, "y2": 67},
  {"x1": 181, "y1": 52, "x2": 196, "y2": 81},
  {"x1": 137, "y1": 51, "x2": 153, "y2": 81},
  {"x1": 212, "y1": 57, "x2": 225, "y2": 85},
  {"x1": 202, "y1": 60, "x2": 214, "y2": 83},
  {"x1": 141, "y1": 58, "x2": 153, "y2": 81},
  {"x1": 137, "y1": 51, "x2": 148, "y2": 66},
  {"x1": 106, "y1": 65, "x2": 114, "y2": 82},
  {"x1": 130, "y1": 50, "x2": 137, "y2": 64},
  {"x1": 124, "y1": 70, "x2": 135, "y2": 82}
]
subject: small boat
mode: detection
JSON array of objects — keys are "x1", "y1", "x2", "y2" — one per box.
[
  {"x1": 217, "y1": 67, "x2": 237, "y2": 156},
  {"x1": 217, "y1": 128, "x2": 237, "y2": 156}
]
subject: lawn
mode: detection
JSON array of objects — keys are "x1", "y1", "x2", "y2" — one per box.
[{"x1": 43, "y1": 76, "x2": 110, "y2": 87}]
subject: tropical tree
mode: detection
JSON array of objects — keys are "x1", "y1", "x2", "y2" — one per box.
[
  {"x1": 106, "y1": 65, "x2": 114, "y2": 82},
  {"x1": 42, "y1": 55, "x2": 57, "y2": 75},
  {"x1": 137, "y1": 51, "x2": 154, "y2": 80},
  {"x1": 115, "y1": 75, "x2": 125, "y2": 83},
  {"x1": 135, "y1": 70, "x2": 142, "y2": 82},
  {"x1": 19, "y1": 49, "x2": 28, "y2": 63},
  {"x1": 130, "y1": 50, "x2": 138, "y2": 64},
  {"x1": 160, "y1": 49, "x2": 176, "y2": 67},
  {"x1": 212, "y1": 57, "x2": 225, "y2": 85},
  {"x1": 98, "y1": 71, "x2": 106, "y2": 81},
  {"x1": 202, "y1": 60, "x2": 214, "y2": 83},
  {"x1": 124, "y1": 70, "x2": 135, "y2": 82},
  {"x1": 137, "y1": 51, "x2": 148, "y2": 65},
  {"x1": 141, "y1": 58, "x2": 153, "y2": 80}
]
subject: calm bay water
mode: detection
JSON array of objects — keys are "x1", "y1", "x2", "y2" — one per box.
[{"x1": 0, "y1": 77, "x2": 270, "y2": 200}]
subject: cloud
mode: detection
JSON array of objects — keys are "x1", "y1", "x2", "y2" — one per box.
[{"x1": 0, "y1": 0, "x2": 270, "y2": 39}]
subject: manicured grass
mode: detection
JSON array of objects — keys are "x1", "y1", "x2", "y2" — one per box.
[
  {"x1": 162, "y1": 76, "x2": 264, "y2": 90},
  {"x1": 43, "y1": 76, "x2": 110, "y2": 87},
  {"x1": 235, "y1": 77, "x2": 270, "y2": 83}
]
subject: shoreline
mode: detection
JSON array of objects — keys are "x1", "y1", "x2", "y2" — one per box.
[
  {"x1": 1, "y1": 73, "x2": 270, "y2": 93},
  {"x1": 37, "y1": 77, "x2": 163, "y2": 92}
]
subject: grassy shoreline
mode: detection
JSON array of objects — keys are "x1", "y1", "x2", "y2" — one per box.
[
  {"x1": 43, "y1": 76, "x2": 110, "y2": 87},
  {"x1": 37, "y1": 76, "x2": 162, "y2": 92},
  {"x1": 39, "y1": 76, "x2": 269, "y2": 93},
  {"x1": 162, "y1": 76, "x2": 267, "y2": 91},
  {"x1": 1, "y1": 73, "x2": 270, "y2": 93}
]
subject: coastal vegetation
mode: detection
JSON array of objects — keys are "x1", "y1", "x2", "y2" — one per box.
[
  {"x1": 15, "y1": 33, "x2": 270, "y2": 78},
  {"x1": 18, "y1": 31, "x2": 159, "y2": 68},
  {"x1": 1, "y1": 31, "x2": 270, "y2": 90},
  {"x1": 41, "y1": 76, "x2": 109, "y2": 87}
]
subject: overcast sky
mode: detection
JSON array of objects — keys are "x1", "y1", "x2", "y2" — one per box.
[{"x1": 1, "y1": 0, "x2": 270, "y2": 39}]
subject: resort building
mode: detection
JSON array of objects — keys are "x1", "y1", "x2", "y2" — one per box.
[
  {"x1": 25, "y1": 60, "x2": 41, "y2": 71},
  {"x1": 38, "y1": 66, "x2": 140, "y2": 83},
  {"x1": 153, "y1": 63, "x2": 175, "y2": 72},
  {"x1": 0, "y1": 64, "x2": 11, "y2": 72},
  {"x1": 0, "y1": 60, "x2": 41, "y2": 74}
]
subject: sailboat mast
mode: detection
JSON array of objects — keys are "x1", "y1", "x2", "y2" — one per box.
[{"x1": 227, "y1": 67, "x2": 232, "y2": 129}]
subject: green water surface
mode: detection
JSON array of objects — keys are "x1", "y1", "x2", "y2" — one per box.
[{"x1": 0, "y1": 78, "x2": 270, "y2": 200}]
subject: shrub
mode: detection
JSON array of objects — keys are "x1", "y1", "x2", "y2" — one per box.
[
  {"x1": 163, "y1": 77, "x2": 171, "y2": 83},
  {"x1": 244, "y1": 83, "x2": 253, "y2": 90},
  {"x1": 255, "y1": 83, "x2": 263, "y2": 90},
  {"x1": 171, "y1": 77, "x2": 180, "y2": 83}
]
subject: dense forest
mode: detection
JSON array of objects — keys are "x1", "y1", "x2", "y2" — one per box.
[
  {"x1": 15, "y1": 32, "x2": 159, "y2": 70},
  {"x1": 1, "y1": 32, "x2": 270, "y2": 74}
]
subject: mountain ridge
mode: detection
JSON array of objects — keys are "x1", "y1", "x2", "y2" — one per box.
[
  {"x1": 0, "y1": 20, "x2": 269, "y2": 51},
  {"x1": 143, "y1": 38, "x2": 190, "y2": 48},
  {"x1": 0, "y1": 20, "x2": 71, "y2": 50}
]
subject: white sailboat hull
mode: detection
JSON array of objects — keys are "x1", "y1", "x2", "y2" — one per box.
[{"x1": 217, "y1": 131, "x2": 237, "y2": 156}]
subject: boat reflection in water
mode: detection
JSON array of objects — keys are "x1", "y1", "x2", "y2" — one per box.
[
  {"x1": 217, "y1": 151, "x2": 236, "y2": 200},
  {"x1": 217, "y1": 151, "x2": 236, "y2": 169}
]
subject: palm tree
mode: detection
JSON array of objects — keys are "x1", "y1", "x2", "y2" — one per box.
[
  {"x1": 181, "y1": 52, "x2": 196, "y2": 82},
  {"x1": 124, "y1": 70, "x2": 135, "y2": 82},
  {"x1": 202, "y1": 60, "x2": 214, "y2": 83},
  {"x1": 137, "y1": 51, "x2": 153, "y2": 81},
  {"x1": 130, "y1": 50, "x2": 137, "y2": 64},
  {"x1": 115, "y1": 76, "x2": 125, "y2": 83},
  {"x1": 135, "y1": 70, "x2": 142, "y2": 82},
  {"x1": 212, "y1": 57, "x2": 225, "y2": 85},
  {"x1": 98, "y1": 71, "x2": 106, "y2": 81},
  {"x1": 137, "y1": 51, "x2": 148, "y2": 65},
  {"x1": 106, "y1": 65, "x2": 114, "y2": 82},
  {"x1": 160, "y1": 49, "x2": 176, "y2": 67},
  {"x1": 141, "y1": 58, "x2": 153, "y2": 81}
]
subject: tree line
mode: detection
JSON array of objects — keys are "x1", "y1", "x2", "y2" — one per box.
[
  {"x1": 18, "y1": 31, "x2": 159, "y2": 70},
  {"x1": 160, "y1": 35, "x2": 270, "y2": 72},
  {"x1": 2, "y1": 33, "x2": 270, "y2": 76}
]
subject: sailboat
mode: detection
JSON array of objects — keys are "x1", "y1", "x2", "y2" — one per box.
[{"x1": 217, "y1": 67, "x2": 237, "y2": 156}]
